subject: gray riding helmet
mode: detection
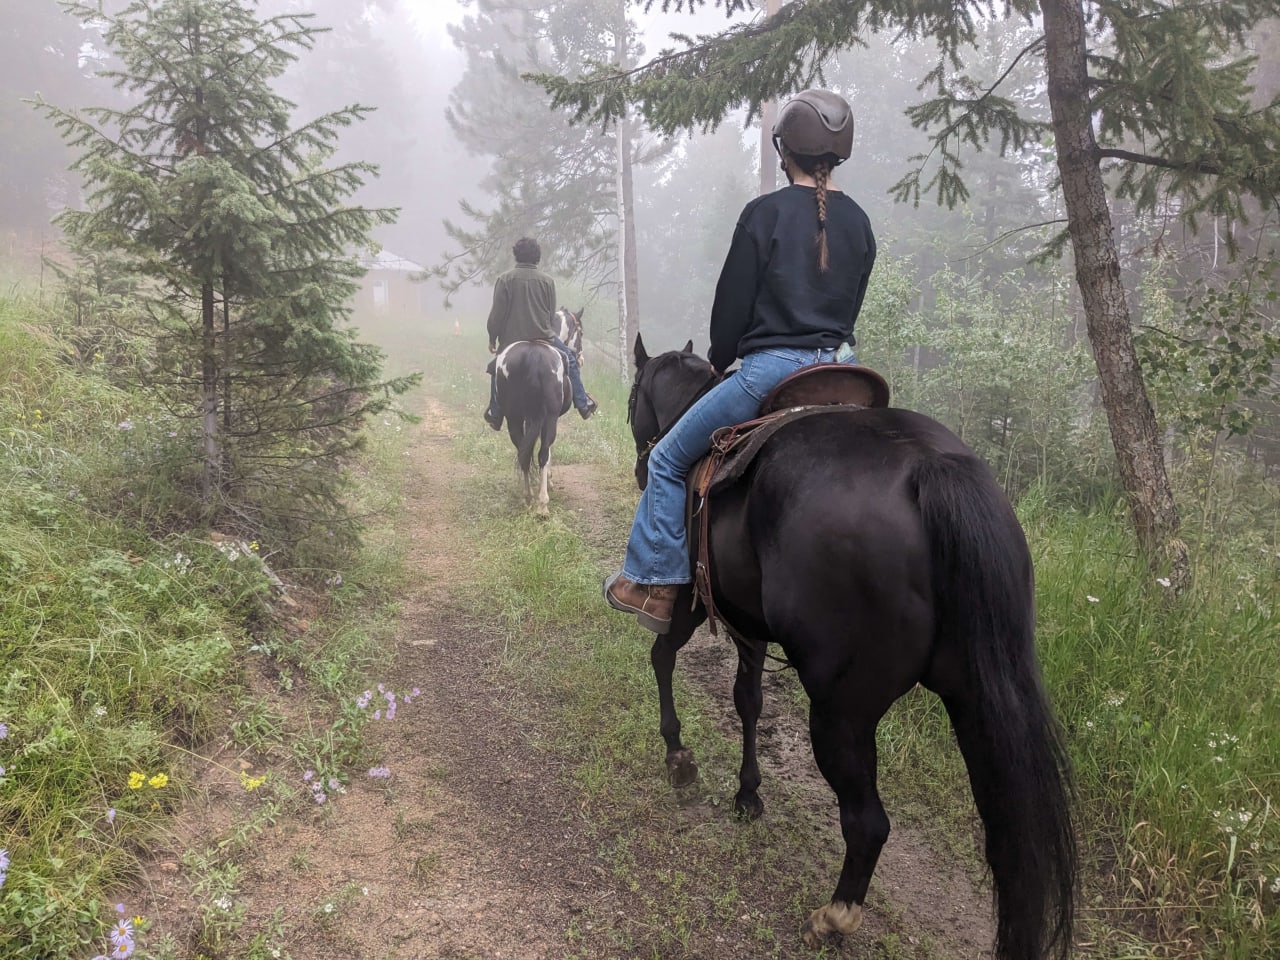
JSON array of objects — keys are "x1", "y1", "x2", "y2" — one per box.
[{"x1": 771, "y1": 89, "x2": 854, "y2": 164}]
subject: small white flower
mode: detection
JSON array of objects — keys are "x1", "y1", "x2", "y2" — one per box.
[
  {"x1": 213, "y1": 897, "x2": 231, "y2": 911},
  {"x1": 362, "y1": 886, "x2": 369, "y2": 896},
  {"x1": 1086, "y1": 595, "x2": 1099, "y2": 603},
  {"x1": 1103, "y1": 692, "x2": 1126, "y2": 708},
  {"x1": 1271, "y1": 876, "x2": 1280, "y2": 894},
  {"x1": 1156, "y1": 576, "x2": 1171, "y2": 588},
  {"x1": 323, "y1": 902, "x2": 334, "y2": 914}
]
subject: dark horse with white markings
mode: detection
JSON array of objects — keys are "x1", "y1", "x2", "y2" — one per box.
[
  {"x1": 627, "y1": 339, "x2": 1076, "y2": 960},
  {"x1": 494, "y1": 340, "x2": 571, "y2": 514}
]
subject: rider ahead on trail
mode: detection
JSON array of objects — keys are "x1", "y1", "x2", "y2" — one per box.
[
  {"x1": 605, "y1": 88, "x2": 876, "y2": 634},
  {"x1": 484, "y1": 237, "x2": 597, "y2": 429}
]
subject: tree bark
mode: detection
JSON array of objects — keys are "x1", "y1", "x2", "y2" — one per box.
[
  {"x1": 758, "y1": 0, "x2": 782, "y2": 195},
  {"x1": 614, "y1": 20, "x2": 640, "y2": 377},
  {"x1": 1041, "y1": 0, "x2": 1188, "y2": 582},
  {"x1": 201, "y1": 279, "x2": 219, "y2": 503}
]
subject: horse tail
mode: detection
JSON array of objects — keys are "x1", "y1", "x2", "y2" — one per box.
[
  {"x1": 913, "y1": 454, "x2": 1076, "y2": 960},
  {"x1": 515, "y1": 410, "x2": 543, "y2": 480}
]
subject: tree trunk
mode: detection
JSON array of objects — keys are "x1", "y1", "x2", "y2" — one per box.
[
  {"x1": 614, "y1": 22, "x2": 640, "y2": 377},
  {"x1": 201, "y1": 279, "x2": 219, "y2": 503},
  {"x1": 758, "y1": 0, "x2": 782, "y2": 195},
  {"x1": 222, "y1": 286, "x2": 232, "y2": 432},
  {"x1": 1041, "y1": 0, "x2": 1189, "y2": 583}
]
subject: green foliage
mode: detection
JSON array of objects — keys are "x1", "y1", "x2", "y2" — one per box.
[
  {"x1": 0, "y1": 293, "x2": 410, "y2": 957},
  {"x1": 1138, "y1": 258, "x2": 1280, "y2": 440},
  {"x1": 35, "y1": 0, "x2": 418, "y2": 538},
  {"x1": 0, "y1": 297, "x2": 258, "y2": 956},
  {"x1": 545, "y1": 0, "x2": 1280, "y2": 228}
]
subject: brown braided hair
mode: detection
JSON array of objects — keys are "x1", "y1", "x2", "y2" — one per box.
[{"x1": 784, "y1": 149, "x2": 835, "y2": 273}]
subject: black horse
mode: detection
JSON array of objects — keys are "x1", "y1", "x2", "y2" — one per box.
[
  {"x1": 627, "y1": 339, "x2": 1076, "y2": 960},
  {"x1": 494, "y1": 340, "x2": 571, "y2": 514}
]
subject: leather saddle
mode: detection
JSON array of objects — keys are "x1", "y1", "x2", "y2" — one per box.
[{"x1": 686, "y1": 363, "x2": 890, "y2": 636}]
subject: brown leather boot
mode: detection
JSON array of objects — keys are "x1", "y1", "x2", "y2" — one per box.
[{"x1": 603, "y1": 571, "x2": 679, "y2": 634}]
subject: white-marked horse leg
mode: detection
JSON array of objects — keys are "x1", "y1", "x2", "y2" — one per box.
[{"x1": 535, "y1": 448, "x2": 551, "y2": 516}]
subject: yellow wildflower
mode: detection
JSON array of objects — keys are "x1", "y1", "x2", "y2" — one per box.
[
  {"x1": 249, "y1": 541, "x2": 259, "y2": 552},
  {"x1": 239, "y1": 771, "x2": 266, "y2": 791},
  {"x1": 128, "y1": 771, "x2": 145, "y2": 790},
  {"x1": 148, "y1": 772, "x2": 169, "y2": 789}
]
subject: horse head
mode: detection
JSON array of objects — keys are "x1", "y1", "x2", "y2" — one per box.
[
  {"x1": 627, "y1": 333, "x2": 716, "y2": 490},
  {"x1": 556, "y1": 307, "x2": 585, "y2": 368}
]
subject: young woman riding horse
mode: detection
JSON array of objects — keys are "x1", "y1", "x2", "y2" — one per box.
[
  {"x1": 605, "y1": 88, "x2": 875, "y2": 630},
  {"x1": 606, "y1": 89, "x2": 1077, "y2": 959}
]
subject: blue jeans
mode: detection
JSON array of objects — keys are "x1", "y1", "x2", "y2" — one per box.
[
  {"x1": 622, "y1": 346, "x2": 843, "y2": 585},
  {"x1": 488, "y1": 337, "x2": 591, "y2": 416}
]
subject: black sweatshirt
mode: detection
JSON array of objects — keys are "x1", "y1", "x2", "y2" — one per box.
[{"x1": 707, "y1": 184, "x2": 876, "y2": 373}]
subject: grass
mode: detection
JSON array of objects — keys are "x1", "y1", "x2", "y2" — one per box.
[
  {"x1": 390, "y1": 320, "x2": 1279, "y2": 959},
  {"x1": 0, "y1": 292, "x2": 417, "y2": 958}
]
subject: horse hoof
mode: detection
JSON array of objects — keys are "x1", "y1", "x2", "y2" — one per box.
[
  {"x1": 800, "y1": 902, "x2": 862, "y2": 949},
  {"x1": 666, "y1": 748, "x2": 698, "y2": 788},
  {"x1": 733, "y1": 791, "x2": 764, "y2": 821}
]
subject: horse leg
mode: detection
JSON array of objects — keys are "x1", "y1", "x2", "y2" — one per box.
[
  {"x1": 800, "y1": 723, "x2": 886, "y2": 948},
  {"x1": 534, "y1": 422, "x2": 556, "y2": 516},
  {"x1": 731, "y1": 638, "x2": 767, "y2": 820},
  {"x1": 650, "y1": 595, "x2": 702, "y2": 787}
]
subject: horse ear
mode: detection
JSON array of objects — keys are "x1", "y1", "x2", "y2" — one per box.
[
  {"x1": 575, "y1": 307, "x2": 584, "y2": 321},
  {"x1": 682, "y1": 339, "x2": 694, "y2": 354},
  {"x1": 634, "y1": 333, "x2": 649, "y2": 370}
]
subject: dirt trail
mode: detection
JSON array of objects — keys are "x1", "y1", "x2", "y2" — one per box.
[{"x1": 147, "y1": 401, "x2": 996, "y2": 959}]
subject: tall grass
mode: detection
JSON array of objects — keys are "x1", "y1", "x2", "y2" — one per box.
[{"x1": 0, "y1": 294, "x2": 413, "y2": 957}]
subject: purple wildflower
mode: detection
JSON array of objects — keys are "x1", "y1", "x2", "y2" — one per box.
[
  {"x1": 356, "y1": 691, "x2": 371, "y2": 709},
  {"x1": 373, "y1": 710, "x2": 381, "y2": 720},
  {"x1": 115, "y1": 903, "x2": 125, "y2": 915},
  {"x1": 313, "y1": 791, "x2": 327, "y2": 805},
  {"x1": 106, "y1": 808, "x2": 116, "y2": 824},
  {"x1": 0, "y1": 721, "x2": 8, "y2": 738},
  {"x1": 303, "y1": 769, "x2": 314, "y2": 781},
  {"x1": 368, "y1": 767, "x2": 391, "y2": 779},
  {"x1": 0, "y1": 848, "x2": 9, "y2": 891},
  {"x1": 386, "y1": 702, "x2": 396, "y2": 721},
  {"x1": 327, "y1": 777, "x2": 339, "y2": 791},
  {"x1": 377, "y1": 683, "x2": 385, "y2": 693},
  {"x1": 110, "y1": 918, "x2": 133, "y2": 946}
]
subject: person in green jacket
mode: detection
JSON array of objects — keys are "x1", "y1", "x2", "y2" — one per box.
[{"x1": 484, "y1": 237, "x2": 597, "y2": 429}]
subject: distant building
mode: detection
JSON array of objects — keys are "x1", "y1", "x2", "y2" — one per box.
[{"x1": 354, "y1": 249, "x2": 430, "y2": 317}]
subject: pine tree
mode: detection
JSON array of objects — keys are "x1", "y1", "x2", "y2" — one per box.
[
  {"x1": 533, "y1": 0, "x2": 1280, "y2": 577},
  {"x1": 36, "y1": 0, "x2": 416, "y2": 533},
  {"x1": 433, "y1": 0, "x2": 665, "y2": 346}
]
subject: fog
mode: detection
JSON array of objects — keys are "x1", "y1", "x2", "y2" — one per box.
[{"x1": 0, "y1": 0, "x2": 1035, "y2": 360}]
